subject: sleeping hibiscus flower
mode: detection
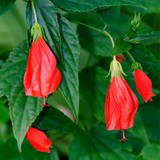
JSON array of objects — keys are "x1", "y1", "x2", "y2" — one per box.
[
  {"x1": 131, "y1": 62, "x2": 155, "y2": 103},
  {"x1": 105, "y1": 56, "x2": 138, "y2": 141},
  {"x1": 26, "y1": 127, "x2": 52, "y2": 153},
  {"x1": 134, "y1": 70, "x2": 155, "y2": 102},
  {"x1": 24, "y1": 23, "x2": 61, "y2": 107}
]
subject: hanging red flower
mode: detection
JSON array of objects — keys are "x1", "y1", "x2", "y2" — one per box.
[
  {"x1": 105, "y1": 56, "x2": 138, "y2": 141},
  {"x1": 25, "y1": 127, "x2": 52, "y2": 153},
  {"x1": 24, "y1": 36, "x2": 61, "y2": 107},
  {"x1": 134, "y1": 70, "x2": 155, "y2": 102}
]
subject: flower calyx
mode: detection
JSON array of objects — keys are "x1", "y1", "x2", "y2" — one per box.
[
  {"x1": 106, "y1": 56, "x2": 127, "y2": 81},
  {"x1": 31, "y1": 23, "x2": 47, "y2": 43},
  {"x1": 131, "y1": 62, "x2": 143, "y2": 75}
]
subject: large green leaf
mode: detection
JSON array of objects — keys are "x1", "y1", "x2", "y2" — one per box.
[
  {"x1": 69, "y1": 125, "x2": 136, "y2": 160},
  {"x1": 112, "y1": 37, "x2": 131, "y2": 56},
  {"x1": 98, "y1": 7, "x2": 120, "y2": 26},
  {"x1": 33, "y1": 107, "x2": 84, "y2": 135},
  {"x1": 141, "y1": 144, "x2": 160, "y2": 160},
  {"x1": 58, "y1": 16, "x2": 80, "y2": 123},
  {"x1": 0, "y1": 0, "x2": 15, "y2": 15},
  {"x1": 51, "y1": 0, "x2": 145, "y2": 12},
  {"x1": 124, "y1": 0, "x2": 160, "y2": 13},
  {"x1": 0, "y1": 138, "x2": 59, "y2": 160},
  {"x1": 130, "y1": 31, "x2": 160, "y2": 45},
  {"x1": 79, "y1": 66, "x2": 109, "y2": 123},
  {"x1": 0, "y1": 40, "x2": 43, "y2": 151},
  {"x1": 128, "y1": 112, "x2": 149, "y2": 145},
  {"x1": 129, "y1": 43, "x2": 160, "y2": 83},
  {"x1": 26, "y1": 0, "x2": 63, "y2": 67}
]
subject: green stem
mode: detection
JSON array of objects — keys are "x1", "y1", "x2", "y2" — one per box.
[
  {"x1": 102, "y1": 30, "x2": 114, "y2": 48},
  {"x1": 31, "y1": 0, "x2": 37, "y2": 24},
  {"x1": 71, "y1": 20, "x2": 114, "y2": 48},
  {"x1": 126, "y1": 51, "x2": 136, "y2": 62}
]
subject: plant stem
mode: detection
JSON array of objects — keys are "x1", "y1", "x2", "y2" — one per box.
[
  {"x1": 102, "y1": 30, "x2": 114, "y2": 48},
  {"x1": 31, "y1": 0, "x2": 37, "y2": 24},
  {"x1": 70, "y1": 20, "x2": 114, "y2": 48},
  {"x1": 126, "y1": 51, "x2": 136, "y2": 62}
]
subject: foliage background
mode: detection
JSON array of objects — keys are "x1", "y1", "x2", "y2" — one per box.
[{"x1": 0, "y1": 0, "x2": 159, "y2": 159}]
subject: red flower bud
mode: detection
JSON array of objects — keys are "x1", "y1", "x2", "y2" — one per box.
[
  {"x1": 134, "y1": 70, "x2": 155, "y2": 102},
  {"x1": 25, "y1": 127, "x2": 52, "y2": 153},
  {"x1": 24, "y1": 37, "x2": 61, "y2": 106}
]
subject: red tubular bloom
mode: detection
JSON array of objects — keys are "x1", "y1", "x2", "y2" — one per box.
[
  {"x1": 24, "y1": 37, "x2": 61, "y2": 106},
  {"x1": 105, "y1": 56, "x2": 138, "y2": 141},
  {"x1": 25, "y1": 127, "x2": 52, "y2": 153},
  {"x1": 105, "y1": 76, "x2": 138, "y2": 131},
  {"x1": 134, "y1": 70, "x2": 155, "y2": 102}
]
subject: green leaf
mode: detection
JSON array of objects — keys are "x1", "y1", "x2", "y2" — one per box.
[
  {"x1": 69, "y1": 125, "x2": 136, "y2": 160},
  {"x1": 138, "y1": 0, "x2": 160, "y2": 13},
  {"x1": 141, "y1": 144, "x2": 160, "y2": 160},
  {"x1": 0, "y1": 98, "x2": 9, "y2": 123},
  {"x1": 0, "y1": 0, "x2": 15, "y2": 15},
  {"x1": 33, "y1": 107, "x2": 84, "y2": 135},
  {"x1": 130, "y1": 31, "x2": 160, "y2": 45},
  {"x1": 58, "y1": 16, "x2": 80, "y2": 123},
  {"x1": 0, "y1": 40, "x2": 28, "y2": 97},
  {"x1": 112, "y1": 37, "x2": 132, "y2": 56},
  {"x1": 98, "y1": 7, "x2": 120, "y2": 26},
  {"x1": 51, "y1": 0, "x2": 145, "y2": 12},
  {"x1": 128, "y1": 112, "x2": 150, "y2": 145},
  {"x1": 124, "y1": 0, "x2": 160, "y2": 13},
  {"x1": 0, "y1": 40, "x2": 43, "y2": 151},
  {"x1": 79, "y1": 66, "x2": 109, "y2": 123},
  {"x1": 129, "y1": 43, "x2": 160, "y2": 83},
  {"x1": 0, "y1": 138, "x2": 59, "y2": 160},
  {"x1": 26, "y1": 0, "x2": 63, "y2": 68},
  {"x1": 139, "y1": 106, "x2": 160, "y2": 143}
]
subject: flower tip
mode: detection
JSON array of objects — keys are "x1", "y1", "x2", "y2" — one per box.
[
  {"x1": 119, "y1": 138, "x2": 129, "y2": 142},
  {"x1": 39, "y1": 103, "x2": 50, "y2": 107}
]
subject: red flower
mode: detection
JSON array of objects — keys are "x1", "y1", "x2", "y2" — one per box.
[
  {"x1": 25, "y1": 127, "x2": 52, "y2": 153},
  {"x1": 24, "y1": 36, "x2": 61, "y2": 106},
  {"x1": 105, "y1": 77, "x2": 138, "y2": 130},
  {"x1": 105, "y1": 56, "x2": 138, "y2": 141},
  {"x1": 134, "y1": 70, "x2": 155, "y2": 102}
]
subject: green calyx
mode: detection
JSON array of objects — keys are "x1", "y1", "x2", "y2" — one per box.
[
  {"x1": 31, "y1": 23, "x2": 47, "y2": 43},
  {"x1": 131, "y1": 62, "x2": 143, "y2": 71}
]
